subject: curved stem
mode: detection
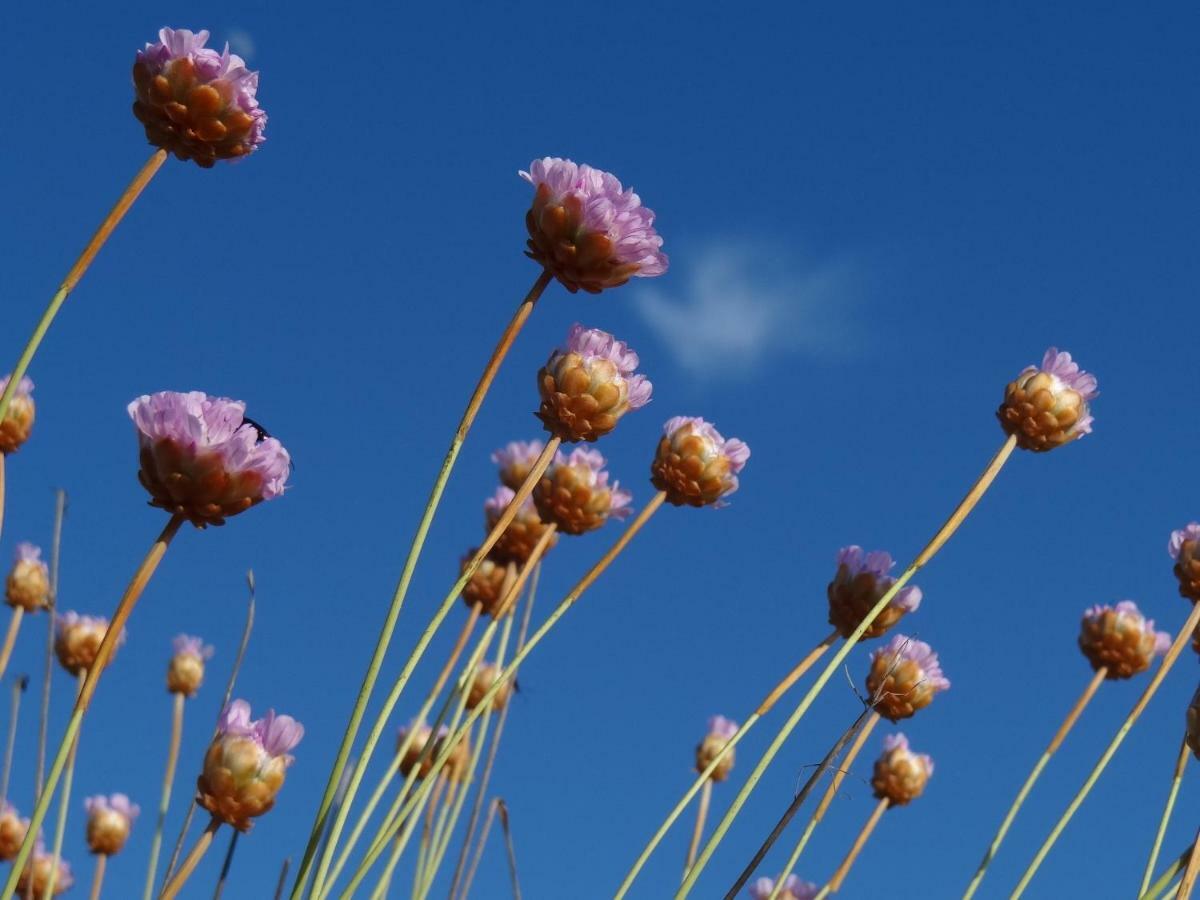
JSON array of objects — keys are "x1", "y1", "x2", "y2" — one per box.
[
  {"x1": 678, "y1": 436, "x2": 1017, "y2": 898},
  {"x1": 292, "y1": 269, "x2": 552, "y2": 898},
  {"x1": 88, "y1": 854, "x2": 106, "y2": 900},
  {"x1": 1142, "y1": 736, "x2": 1192, "y2": 897},
  {"x1": 3, "y1": 514, "x2": 185, "y2": 897},
  {"x1": 683, "y1": 781, "x2": 712, "y2": 878},
  {"x1": 461, "y1": 799, "x2": 500, "y2": 900},
  {"x1": 0, "y1": 609, "x2": 24, "y2": 684},
  {"x1": 962, "y1": 666, "x2": 1107, "y2": 899},
  {"x1": 0, "y1": 150, "x2": 167, "y2": 424},
  {"x1": 44, "y1": 672, "x2": 85, "y2": 900},
  {"x1": 1177, "y1": 829, "x2": 1200, "y2": 900},
  {"x1": 161, "y1": 817, "x2": 220, "y2": 900},
  {"x1": 815, "y1": 798, "x2": 889, "y2": 899},
  {"x1": 143, "y1": 693, "x2": 186, "y2": 900},
  {"x1": 1012, "y1": 599, "x2": 1200, "y2": 898},
  {"x1": 1143, "y1": 845, "x2": 1193, "y2": 900}
]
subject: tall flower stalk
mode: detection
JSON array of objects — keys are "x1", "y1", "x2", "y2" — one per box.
[{"x1": 1141, "y1": 736, "x2": 1191, "y2": 896}]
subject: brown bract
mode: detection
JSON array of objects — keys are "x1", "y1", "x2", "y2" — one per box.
[
  {"x1": 460, "y1": 557, "x2": 513, "y2": 619},
  {"x1": 533, "y1": 465, "x2": 614, "y2": 535},
  {"x1": 5, "y1": 561, "x2": 49, "y2": 612},
  {"x1": 996, "y1": 371, "x2": 1087, "y2": 452},
  {"x1": 196, "y1": 736, "x2": 286, "y2": 832},
  {"x1": 650, "y1": 433, "x2": 735, "y2": 508},
  {"x1": 1078, "y1": 610, "x2": 1159, "y2": 679},
  {"x1": 525, "y1": 186, "x2": 640, "y2": 293},
  {"x1": 0, "y1": 811, "x2": 28, "y2": 861},
  {"x1": 167, "y1": 652, "x2": 206, "y2": 696},
  {"x1": 827, "y1": 566, "x2": 907, "y2": 640},
  {"x1": 0, "y1": 396, "x2": 34, "y2": 454},
  {"x1": 695, "y1": 734, "x2": 735, "y2": 782},
  {"x1": 872, "y1": 748, "x2": 930, "y2": 805},
  {"x1": 487, "y1": 506, "x2": 557, "y2": 567},
  {"x1": 86, "y1": 809, "x2": 132, "y2": 856},
  {"x1": 466, "y1": 665, "x2": 512, "y2": 712},
  {"x1": 866, "y1": 657, "x2": 936, "y2": 722},
  {"x1": 132, "y1": 57, "x2": 257, "y2": 167},
  {"x1": 537, "y1": 353, "x2": 628, "y2": 443},
  {"x1": 1176, "y1": 539, "x2": 1200, "y2": 604},
  {"x1": 16, "y1": 854, "x2": 69, "y2": 896},
  {"x1": 138, "y1": 438, "x2": 264, "y2": 527},
  {"x1": 55, "y1": 623, "x2": 111, "y2": 676}
]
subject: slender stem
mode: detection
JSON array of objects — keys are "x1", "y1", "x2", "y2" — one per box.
[
  {"x1": 0, "y1": 609, "x2": 22, "y2": 683},
  {"x1": 44, "y1": 672, "x2": 86, "y2": 900},
  {"x1": 1178, "y1": 829, "x2": 1200, "y2": 900},
  {"x1": 161, "y1": 817, "x2": 220, "y2": 900},
  {"x1": 412, "y1": 776, "x2": 449, "y2": 897},
  {"x1": 213, "y1": 831, "x2": 240, "y2": 898},
  {"x1": 461, "y1": 799, "x2": 500, "y2": 900},
  {"x1": 308, "y1": 436, "x2": 559, "y2": 899},
  {"x1": 1144, "y1": 846, "x2": 1194, "y2": 900},
  {"x1": 962, "y1": 665, "x2": 1107, "y2": 899},
  {"x1": 143, "y1": 693, "x2": 186, "y2": 900},
  {"x1": 341, "y1": 495, "x2": 664, "y2": 898},
  {"x1": 273, "y1": 859, "x2": 291, "y2": 900},
  {"x1": 0, "y1": 150, "x2": 167, "y2": 424},
  {"x1": 1, "y1": 674, "x2": 28, "y2": 804},
  {"x1": 88, "y1": 854, "x2": 106, "y2": 900},
  {"x1": 683, "y1": 781, "x2": 712, "y2": 878},
  {"x1": 35, "y1": 491, "x2": 66, "y2": 800},
  {"x1": 497, "y1": 799, "x2": 522, "y2": 900},
  {"x1": 815, "y1": 798, "x2": 889, "y2": 898},
  {"x1": 0, "y1": 454, "x2": 5, "y2": 544},
  {"x1": 450, "y1": 565, "x2": 539, "y2": 900},
  {"x1": 679, "y1": 436, "x2": 1017, "y2": 898},
  {"x1": 1142, "y1": 737, "x2": 1192, "y2": 897},
  {"x1": 292, "y1": 269, "x2": 553, "y2": 898},
  {"x1": 1012, "y1": 599, "x2": 1200, "y2": 898}
]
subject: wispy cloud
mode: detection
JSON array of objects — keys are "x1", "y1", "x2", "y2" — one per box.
[
  {"x1": 634, "y1": 242, "x2": 864, "y2": 379},
  {"x1": 227, "y1": 29, "x2": 256, "y2": 59}
]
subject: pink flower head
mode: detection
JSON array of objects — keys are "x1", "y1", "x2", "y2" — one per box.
[
  {"x1": 128, "y1": 391, "x2": 291, "y2": 527},
  {"x1": 998, "y1": 347, "x2": 1097, "y2": 451},
  {"x1": 1170, "y1": 524, "x2": 1200, "y2": 560},
  {"x1": 218, "y1": 699, "x2": 304, "y2": 765},
  {"x1": 652, "y1": 416, "x2": 750, "y2": 508},
  {"x1": 748, "y1": 875, "x2": 819, "y2": 899},
  {"x1": 881, "y1": 732, "x2": 935, "y2": 777},
  {"x1": 132, "y1": 28, "x2": 267, "y2": 166},
  {"x1": 835, "y1": 546, "x2": 923, "y2": 613},
  {"x1": 1079, "y1": 600, "x2": 1171, "y2": 678},
  {"x1": 707, "y1": 715, "x2": 738, "y2": 740},
  {"x1": 173, "y1": 633, "x2": 215, "y2": 660},
  {"x1": 533, "y1": 446, "x2": 634, "y2": 534},
  {"x1": 484, "y1": 485, "x2": 533, "y2": 520},
  {"x1": 557, "y1": 447, "x2": 634, "y2": 518},
  {"x1": 521, "y1": 157, "x2": 667, "y2": 293},
  {"x1": 13, "y1": 542, "x2": 45, "y2": 568},
  {"x1": 492, "y1": 440, "x2": 547, "y2": 490},
  {"x1": 1081, "y1": 601, "x2": 1171, "y2": 655},
  {"x1": 871, "y1": 635, "x2": 951, "y2": 693},
  {"x1": 0, "y1": 376, "x2": 33, "y2": 399},
  {"x1": 84, "y1": 794, "x2": 140, "y2": 823},
  {"x1": 23, "y1": 840, "x2": 73, "y2": 894},
  {"x1": 565, "y1": 324, "x2": 653, "y2": 409},
  {"x1": 0, "y1": 375, "x2": 35, "y2": 455}
]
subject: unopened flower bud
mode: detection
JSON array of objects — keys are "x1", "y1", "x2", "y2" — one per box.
[
  {"x1": 1170, "y1": 524, "x2": 1200, "y2": 604},
  {"x1": 695, "y1": 715, "x2": 738, "y2": 782},
  {"x1": 484, "y1": 487, "x2": 558, "y2": 566},
  {"x1": 997, "y1": 347, "x2": 1097, "y2": 452},
  {"x1": 748, "y1": 874, "x2": 818, "y2": 900},
  {"x1": 0, "y1": 803, "x2": 29, "y2": 861},
  {"x1": 826, "y1": 546, "x2": 922, "y2": 640},
  {"x1": 0, "y1": 376, "x2": 35, "y2": 455},
  {"x1": 1078, "y1": 601, "x2": 1169, "y2": 679},
  {"x1": 5, "y1": 543, "x2": 49, "y2": 612},
  {"x1": 84, "y1": 794, "x2": 139, "y2": 855},
  {"x1": 55, "y1": 612, "x2": 125, "y2": 676},
  {"x1": 651, "y1": 416, "x2": 750, "y2": 508},
  {"x1": 132, "y1": 28, "x2": 267, "y2": 166},
  {"x1": 492, "y1": 441, "x2": 547, "y2": 491},
  {"x1": 466, "y1": 663, "x2": 513, "y2": 712},
  {"x1": 871, "y1": 733, "x2": 934, "y2": 806},
  {"x1": 533, "y1": 448, "x2": 633, "y2": 535},
  {"x1": 521, "y1": 157, "x2": 667, "y2": 294},
  {"x1": 196, "y1": 700, "x2": 303, "y2": 832},
  {"x1": 460, "y1": 553, "x2": 514, "y2": 619},
  {"x1": 396, "y1": 723, "x2": 445, "y2": 780},
  {"x1": 865, "y1": 635, "x2": 951, "y2": 722},
  {"x1": 537, "y1": 325, "x2": 652, "y2": 442},
  {"x1": 167, "y1": 634, "x2": 215, "y2": 696},
  {"x1": 16, "y1": 841, "x2": 72, "y2": 896}
]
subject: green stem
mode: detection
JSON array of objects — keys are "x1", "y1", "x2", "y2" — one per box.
[
  {"x1": 1142, "y1": 845, "x2": 1191, "y2": 900},
  {"x1": 43, "y1": 672, "x2": 85, "y2": 899},
  {"x1": 143, "y1": 692, "x2": 186, "y2": 900},
  {"x1": 1140, "y1": 736, "x2": 1191, "y2": 897},
  {"x1": 677, "y1": 436, "x2": 1017, "y2": 897}
]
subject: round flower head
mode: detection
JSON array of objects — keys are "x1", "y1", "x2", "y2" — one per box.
[
  {"x1": 5, "y1": 542, "x2": 50, "y2": 612},
  {"x1": 167, "y1": 633, "x2": 215, "y2": 696},
  {"x1": 865, "y1": 635, "x2": 951, "y2": 722},
  {"x1": 0, "y1": 375, "x2": 35, "y2": 454},
  {"x1": 84, "y1": 794, "x2": 140, "y2": 855},
  {"x1": 1078, "y1": 601, "x2": 1169, "y2": 679},
  {"x1": 129, "y1": 391, "x2": 291, "y2": 527},
  {"x1": 55, "y1": 612, "x2": 125, "y2": 676},
  {"x1": 537, "y1": 324, "x2": 652, "y2": 443},
  {"x1": 132, "y1": 28, "x2": 266, "y2": 166},
  {"x1": 492, "y1": 440, "x2": 546, "y2": 491},
  {"x1": 196, "y1": 700, "x2": 303, "y2": 832},
  {"x1": 695, "y1": 715, "x2": 739, "y2": 782},
  {"x1": 997, "y1": 347, "x2": 1097, "y2": 452},
  {"x1": 460, "y1": 552, "x2": 514, "y2": 619},
  {"x1": 0, "y1": 802, "x2": 29, "y2": 861},
  {"x1": 748, "y1": 874, "x2": 819, "y2": 900},
  {"x1": 396, "y1": 722, "x2": 447, "y2": 780},
  {"x1": 871, "y1": 733, "x2": 934, "y2": 806},
  {"x1": 651, "y1": 416, "x2": 750, "y2": 508},
  {"x1": 533, "y1": 447, "x2": 633, "y2": 535},
  {"x1": 521, "y1": 157, "x2": 667, "y2": 294},
  {"x1": 484, "y1": 486, "x2": 558, "y2": 566},
  {"x1": 466, "y1": 663, "x2": 514, "y2": 712},
  {"x1": 826, "y1": 546, "x2": 923, "y2": 640},
  {"x1": 17, "y1": 840, "x2": 73, "y2": 896},
  {"x1": 1170, "y1": 524, "x2": 1200, "y2": 604}
]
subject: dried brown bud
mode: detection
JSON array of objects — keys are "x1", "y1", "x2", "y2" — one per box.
[
  {"x1": 1078, "y1": 602, "x2": 1167, "y2": 679},
  {"x1": 460, "y1": 555, "x2": 514, "y2": 619},
  {"x1": 466, "y1": 664, "x2": 513, "y2": 712},
  {"x1": 871, "y1": 734, "x2": 933, "y2": 806}
]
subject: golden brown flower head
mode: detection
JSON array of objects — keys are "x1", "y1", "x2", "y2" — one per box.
[
  {"x1": 1078, "y1": 601, "x2": 1169, "y2": 679},
  {"x1": 167, "y1": 634, "x2": 214, "y2": 696},
  {"x1": 0, "y1": 804, "x2": 30, "y2": 861},
  {"x1": 466, "y1": 663, "x2": 514, "y2": 712},
  {"x1": 871, "y1": 733, "x2": 934, "y2": 806},
  {"x1": 484, "y1": 488, "x2": 558, "y2": 567},
  {"x1": 84, "y1": 794, "x2": 139, "y2": 856},
  {"x1": 533, "y1": 448, "x2": 634, "y2": 536},
  {"x1": 1171, "y1": 525, "x2": 1200, "y2": 604},
  {"x1": 5, "y1": 543, "x2": 50, "y2": 612},
  {"x1": 460, "y1": 553, "x2": 514, "y2": 619},
  {"x1": 650, "y1": 417, "x2": 750, "y2": 508},
  {"x1": 0, "y1": 376, "x2": 35, "y2": 455},
  {"x1": 997, "y1": 348, "x2": 1097, "y2": 452},
  {"x1": 16, "y1": 842, "x2": 72, "y2": 896},
  {"x1": 54, "y1": 612, "x2": 124, "y2": 676},
  {"x1": 695, "y1": 715, "x2": 739, "y2": 782},
  {"x1": 492, "y1": 441, "x2": 547, "y2": 491},
  {"x1": 826, "y1": 546, "x2": 922, "y2": 640},
  {"x1": 865, "y1": 635, "x2": 951, "y2": 723}
]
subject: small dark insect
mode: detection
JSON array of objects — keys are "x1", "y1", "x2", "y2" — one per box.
[{"x1": 241, "y1": 416, "x2": 273, "y2": 443}]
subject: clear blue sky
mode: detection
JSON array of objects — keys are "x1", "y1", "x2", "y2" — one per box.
[{"x1": 2, "y1": 3, "x2": 1199, "y2": 898}]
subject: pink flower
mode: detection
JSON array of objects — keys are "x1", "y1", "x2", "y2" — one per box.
[
  {"x1": 492, "y1": 440, "x2": 547, "y2": 490},
  {"x1": 132, "y1": 27, "x2": 266, "y2": 166},
  {"x1": 1170, "y1": 523, "x2": 1200, "y2": 560},
  {"x1": 998, "y1": 347, "x2": 1097, "y2": 451},
  {"x1": 533, "y1": 447, "x2": 633, "y2": 534},
  {"x1": 216, "y1": 699, "x2": 304, "y2": 763},
  {"x1": 172, "y1": 634, "x2": 215, "y2": 660},
  {"x1": 706, "y1": 715, "x2": 738, "y2": 740},
  {"x1": 12, "y1": 543, "x2": 43, "y2": 566},
  {"x1": 521, "y1": 158, "x2": 667, "y2": 293},
  {"x1": 748, "y1": 875, "x2": 818, "y2": 899},
  {"x1": 0, "y1": 376, "x2": 33, "y2": 400},
  {"x1": 83, "y1": 794, "x2": 140, "y2": 822},
  {"x1": 871, "y1": 635, "x2": 951, "y2": 693},
  {"x1": 0, "y1": 375, "x2": 35, "y2": 455},
  {"x1": 1079, "y1": 600, "x2": 1171, "y2": 678},
  {"x1": 835, "y1": 546, "x2": 922, "y2": 613},
  {"x1": 129, "y1": 391, "x2": 291, "y2": 527},
  {"x1": 651, "y1": 416, "x2": 750, "y2": 508}
]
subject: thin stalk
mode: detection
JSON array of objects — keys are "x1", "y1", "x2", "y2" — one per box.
[
  {"x1": 213, "y1": 829, "x2": 240, "y2": 898},
  {"x1": 683, "y1": 781, "x2": 712, "y2": 878},
  {"x1": 1143, "y1": 737, "x2": 1192, "y2": 896},
  {"x1": 461, "y1": 799, "x2": 501, "y2": 900},
  {"x1": 497, "y1": 800, "x2": 522, "y2": 900},
  {"x1": 161, "y1": 817, "x2": 220, "y2": 900},
  {"x1": 1144, "y1": 845, "x2": 1194, "y2": 900},
  {"x1": 340, "y1": 493, "x2": 667, "y2": 897},
  {"x1": 813, "y1": 797, "x2": 890, "y2": 899},
  {"x1": 88, "y1": 854, "x2": 106, "y2": 900},
  {"x1": 292, "y1": 269, "x2": 553, "y2": 899},
  {"x1": 1011, "y1": 599, "x2": 1200, "y2": 898},
  {"x1": 616, "y1": 630, "x2": 840, "y2": 900},
  {"x1": 0, "y1": 149, "x2": 167, "y2": 424},
  {"x1": 0, "y1": 455, "x2": 5, "y2": 543},
  {"x1": 450, "y1": 565, "x2": 540, "y2": 900},
  {"x1": 679, "y1": 435, "x2": 1017, "y2": 898},
  {"x1": 962, "y1": 665, "x2": 1107, "y2": 899},
  {"x1": 1, "y1": 675, "x2": 28, "y2": 803},
  {"x1": 308, "y1": 437, "x2": 559, "y2": 898},
  {"x1": 43, "y1": 671, "x2": 85, "y2": 899},
  {"x1": 143, "y1": 692, "x2": 186, "y2": 900},
  {"x1": 410, "y1": 775, "x2": 449, "y2": 898},
  {"x1": 35, "y1": 491, "x2": 66, "y2": 800},
  {"x1": 1178, "y1": 830, "x2": 1200, "y2": 900},
  {"x1": 0, "y1": 610, "x2": 24, "y2": 682},
  {"x1": 273, "y1": 859, "x2": 291, "y2": 900}
]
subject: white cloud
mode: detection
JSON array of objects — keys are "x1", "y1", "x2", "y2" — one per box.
[
  {"x1": 227, "y1": 29, "x2": 256, "y2": 59},
  {"x1": 634, "y1": 242, "x2": 863, "y2": 379}
]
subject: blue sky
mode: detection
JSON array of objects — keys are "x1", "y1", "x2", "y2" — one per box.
[{"x1": 2, "y1": 2, "x2": 1199, "y2": 897}]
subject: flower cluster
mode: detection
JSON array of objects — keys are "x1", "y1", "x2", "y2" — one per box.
[
  {"x1": 997, "y1": 348, "x2": 1097, "y2": 452},
  {"x1": 0, "y1": 803, "x2": 29, "y2": 861},
  {"x1": 871, "y1": 733, "x2": 934, "y2": 806},
  {"x1": 1078, "y1": 601, "x2": 1169, "y2": 679},
  {"x1": 651, "y1": 416, "x2": 750, "y2": 508},
  {"x1": 493, "y1": 440, "x2": 547, "y2": 491},
  {"x1": 84, "y1": 794, "x2": 140, "y2": 855},
  {"x1": 396, "y1": 722, "x2": 470, "y2": 782},
  {"x1": 459, "y1": 554, "x2": 514, "y2": 619},
  {"x1": 748, "y1": 874, "x2": 819, "y2": 900},
  {"x1": 1170, "y1": 523, "x2": 1200, "y2": 604},
  {"x1": 55, "y1": 612, "x2": 126, "y2": 676},
  {"x1": 865, "y1": 635, "x2": 951, "y2": 722},
  {"x1": 0, "y1": 375, "x2": 35, "y2": 454},
  {"x1": 466, "y1": 663, "x2": 514, "y2": 712},
  {"x1": 533, "y1": 447, "x2": 633, "y2": 535},
  {"x1": 167, "y1": 633, "x2": 215, "y2": 696},
  {"x1": 826, "y1": 546, "x2": 922, "y2": 640},
  {"x1": 5, "y1": 542, "x2": 49, "y2": 612},
  {"x1": 695, "y1": 715, "x2": 739, "y2": 782},
  {"x1": 16, "y1": 840, "x2": 72, "y2": 896},
  {"x1": 483, "y1": 486, "x2": 559, "y2": 567}
]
